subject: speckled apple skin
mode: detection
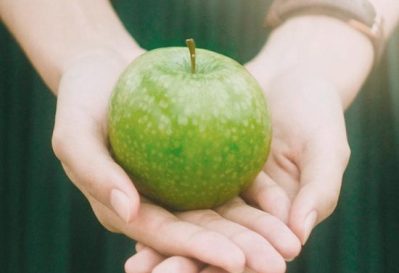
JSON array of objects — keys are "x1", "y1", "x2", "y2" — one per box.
[{"x1": 108, "y1": 47, "x2": 271, "y2": 211}]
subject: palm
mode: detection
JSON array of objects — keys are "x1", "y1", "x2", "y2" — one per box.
[{"x1": 252, "y1": 71, "x2": 351, "y2": 242}]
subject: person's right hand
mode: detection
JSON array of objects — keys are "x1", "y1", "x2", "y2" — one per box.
[{"x1": 52, "y1": 48, "x2": 300, "y2": 273}]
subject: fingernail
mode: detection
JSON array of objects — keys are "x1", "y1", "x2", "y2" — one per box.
[
  {"x1": 285, "y1": 258, "x2": 295, "y2": 262},
  {"x1": 302, "y1": 211, "x2": 317, "y2": 245},
  {"x1": 110, "y1": 189, "x2": 132, "y2": 223}
]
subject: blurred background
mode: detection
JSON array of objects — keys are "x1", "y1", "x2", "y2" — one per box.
[{"x1": 1, "y1": 0, "x2": 399, "y2": 272}]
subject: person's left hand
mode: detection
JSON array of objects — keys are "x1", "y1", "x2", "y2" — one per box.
[
  {"x1": 123, "y1": 62, "x2": 351, "y2": 273},
  {"x1": 123, "y1": 182, "x2": 301, "y2": 273},
  {"x1": 244, "y1": 66, "x2": 351, "y2": 245}
]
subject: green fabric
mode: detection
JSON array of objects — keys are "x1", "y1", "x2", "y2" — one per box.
[{"x1": 1, "y1": 1, "x2": 399, "y2": 272}]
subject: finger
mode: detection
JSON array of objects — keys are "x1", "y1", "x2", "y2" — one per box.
[
  {"x1": 263, "y1": 137, "x2": 301, "y2": 201},
  {"x1": 217, "y1": 198, "x2": 301, "y2": 261},
  {"x1": 200, "y1": 267, "x2": 229, "y2": 273},
  {"x1": 133, "y1": 203, "x2": 245, "y2": 273},
  {"x1": 131, "y1": 245, "x2": 205, "y2": 273},
  {"x1": 86, "y1": 197, "x2": 245, "y2": 273},
  {"x1": 289, "y1": 139, "x2": 350, "y2": 245},
  {"x1": 152, "y1": 256, "x2": 203, "y2": 273},
  {"x1": 124, "y1": 247, "x2": 164, "y2": 273},
  {"x1": 53, "y1": 58, "x2": 140, "y2": 223},
  {"x1": 135, "y1": 242, "x2": 145, "y2": 252},
  {"x1": 263, "y1": 162, "x2": 300, "y2": 202},
  {"x1": 242, "y1": 172, "x2": 291, "y2": 223},
  {"x1": 200, "y1": 266, "x2": 257, "y2": 273},
  {"x1": 178, "y1": 209, "x2": 286, "y2": 273},
  {"x1": 52, "y1": 109, "x2": 140, "y2": 223}
]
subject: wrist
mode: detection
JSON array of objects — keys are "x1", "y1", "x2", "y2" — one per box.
[
  {"x1": 251, "y1": 66, "x2": 345, "y2": 111},
  {"x1": 247, "y1": 15, "x2": 374, "y2": 109},
  {"x1": 57, "y1": 46, "x2": 145, "y2": 96}
]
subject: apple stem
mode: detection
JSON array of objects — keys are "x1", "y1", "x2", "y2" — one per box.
[{"x1": 185, "y1": 38, "x2": 196, "y2": 74}]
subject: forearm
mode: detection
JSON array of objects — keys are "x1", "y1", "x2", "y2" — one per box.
[
  {"x1": 248, "y1": 1, "x2": 399, "y2": 109},
  {"x1": 0, "y1": 0, "x2": 142, "y2": 93}
]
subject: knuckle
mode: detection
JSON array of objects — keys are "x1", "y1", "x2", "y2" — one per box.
[
  {"x1": 94, "y1": 210, "x2": 119, "y2": 233},
  {"x1": 255, "y1": 182, "x2": 271, "y2": 201},
  {"x1": 51, "y1": 127, "x2": 69, "y2": 160},
  {"x1": 323, "y1": 190, "x2": 340, "y2": 217},
  {"x1": 340, "y1": 142, "x2": 351, "y2": 166},
  {"x1": 231, "y1": 228, "x2": 258, "y2": 245}
]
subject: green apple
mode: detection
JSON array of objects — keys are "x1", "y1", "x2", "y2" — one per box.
[{"x1": 108, "y1": 39, "x2": 271, "y2": 211}]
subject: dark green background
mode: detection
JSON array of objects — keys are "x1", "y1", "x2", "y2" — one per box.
[{"x1": 1, "y1": 1, "x2": 399, "y2": 272}]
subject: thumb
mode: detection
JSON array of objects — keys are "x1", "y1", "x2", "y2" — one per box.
[
  {"x1": 53, "y1": 123, "x2": 139, "y2": 223},
  {"x1": 52, "y1": 53, "x2": 140, "y2": 224},
  {"x1": 289, "y1": 140, "x2": 350, "y2": 245},
  {"x1": 52, "y1": 114, "x2": 140, "y2": 223}
]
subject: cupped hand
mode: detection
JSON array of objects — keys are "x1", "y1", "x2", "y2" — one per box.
[
  {"x1": 85, "y1": 176, "x2": 300, "y2": 273},
  {"x1": 52, "y1": 47, "x2": 145, "y2": 223},
  {"x1": 51, "y1": 48, "x2": 300, "y2": 273},
  {"x1": 124, "y1": 64, "x2": 351, "y2": 273},
  {"x1": 124, "y1": 188, "x2": 300, "y2": 273},
  {"x1": 244, "y1": 65, "x2": 351, "y2": 244}
]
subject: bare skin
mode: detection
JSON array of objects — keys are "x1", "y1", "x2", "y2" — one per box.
[
  {"x1": 1, "y1": 1, "x2": 398, "y2": 272},
  {"x1": 124, "y1": 1, "x2": 399, "y2": 273}
]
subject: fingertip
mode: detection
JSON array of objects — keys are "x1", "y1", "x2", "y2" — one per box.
[
  {"x1": 152, "y1": 256, "x2": 201, "y2": 273},
  {"x1": 268, "y1": 256, "x2": 287, "y2": 273},
  {"x1": 209, "y1": 235, "x2": 246, "y2": 273},
  {"x1": 247, "y1": 240, "x2": 287, "y2": 273},
  {"x1": 226, "y1": 248, "x2": 246, "y2": 273},
  {"x1": 273, "y1": 219, "x2": 303, "y2": 260},
  {"x1": 270, "y1": 224, "x2": 302, "y2": 261},
  {"x1": 282, "y1": 236, "x2": 302, "y2": 261},
  {"x1": 123, "y1": 255, "x2": 148, "y2": 273},
  {"x1": 107, "y1": 161, "x2": 141, "y2": 222},
  {"x1": 289, "y1": 182, "x2": 339, "y2": 245},
  {"x1": 124, "y1": 248, "x2": 164, "y2": 273},
  {"x1": 289, "y1": 193, "x2": 319, "y2": 245},
  {"x1": 124, "y1": 256, "x2": 135, "y2": 273},
  {"x1": 56, "y1": 131, "x2": 141, "y2": 224}
]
